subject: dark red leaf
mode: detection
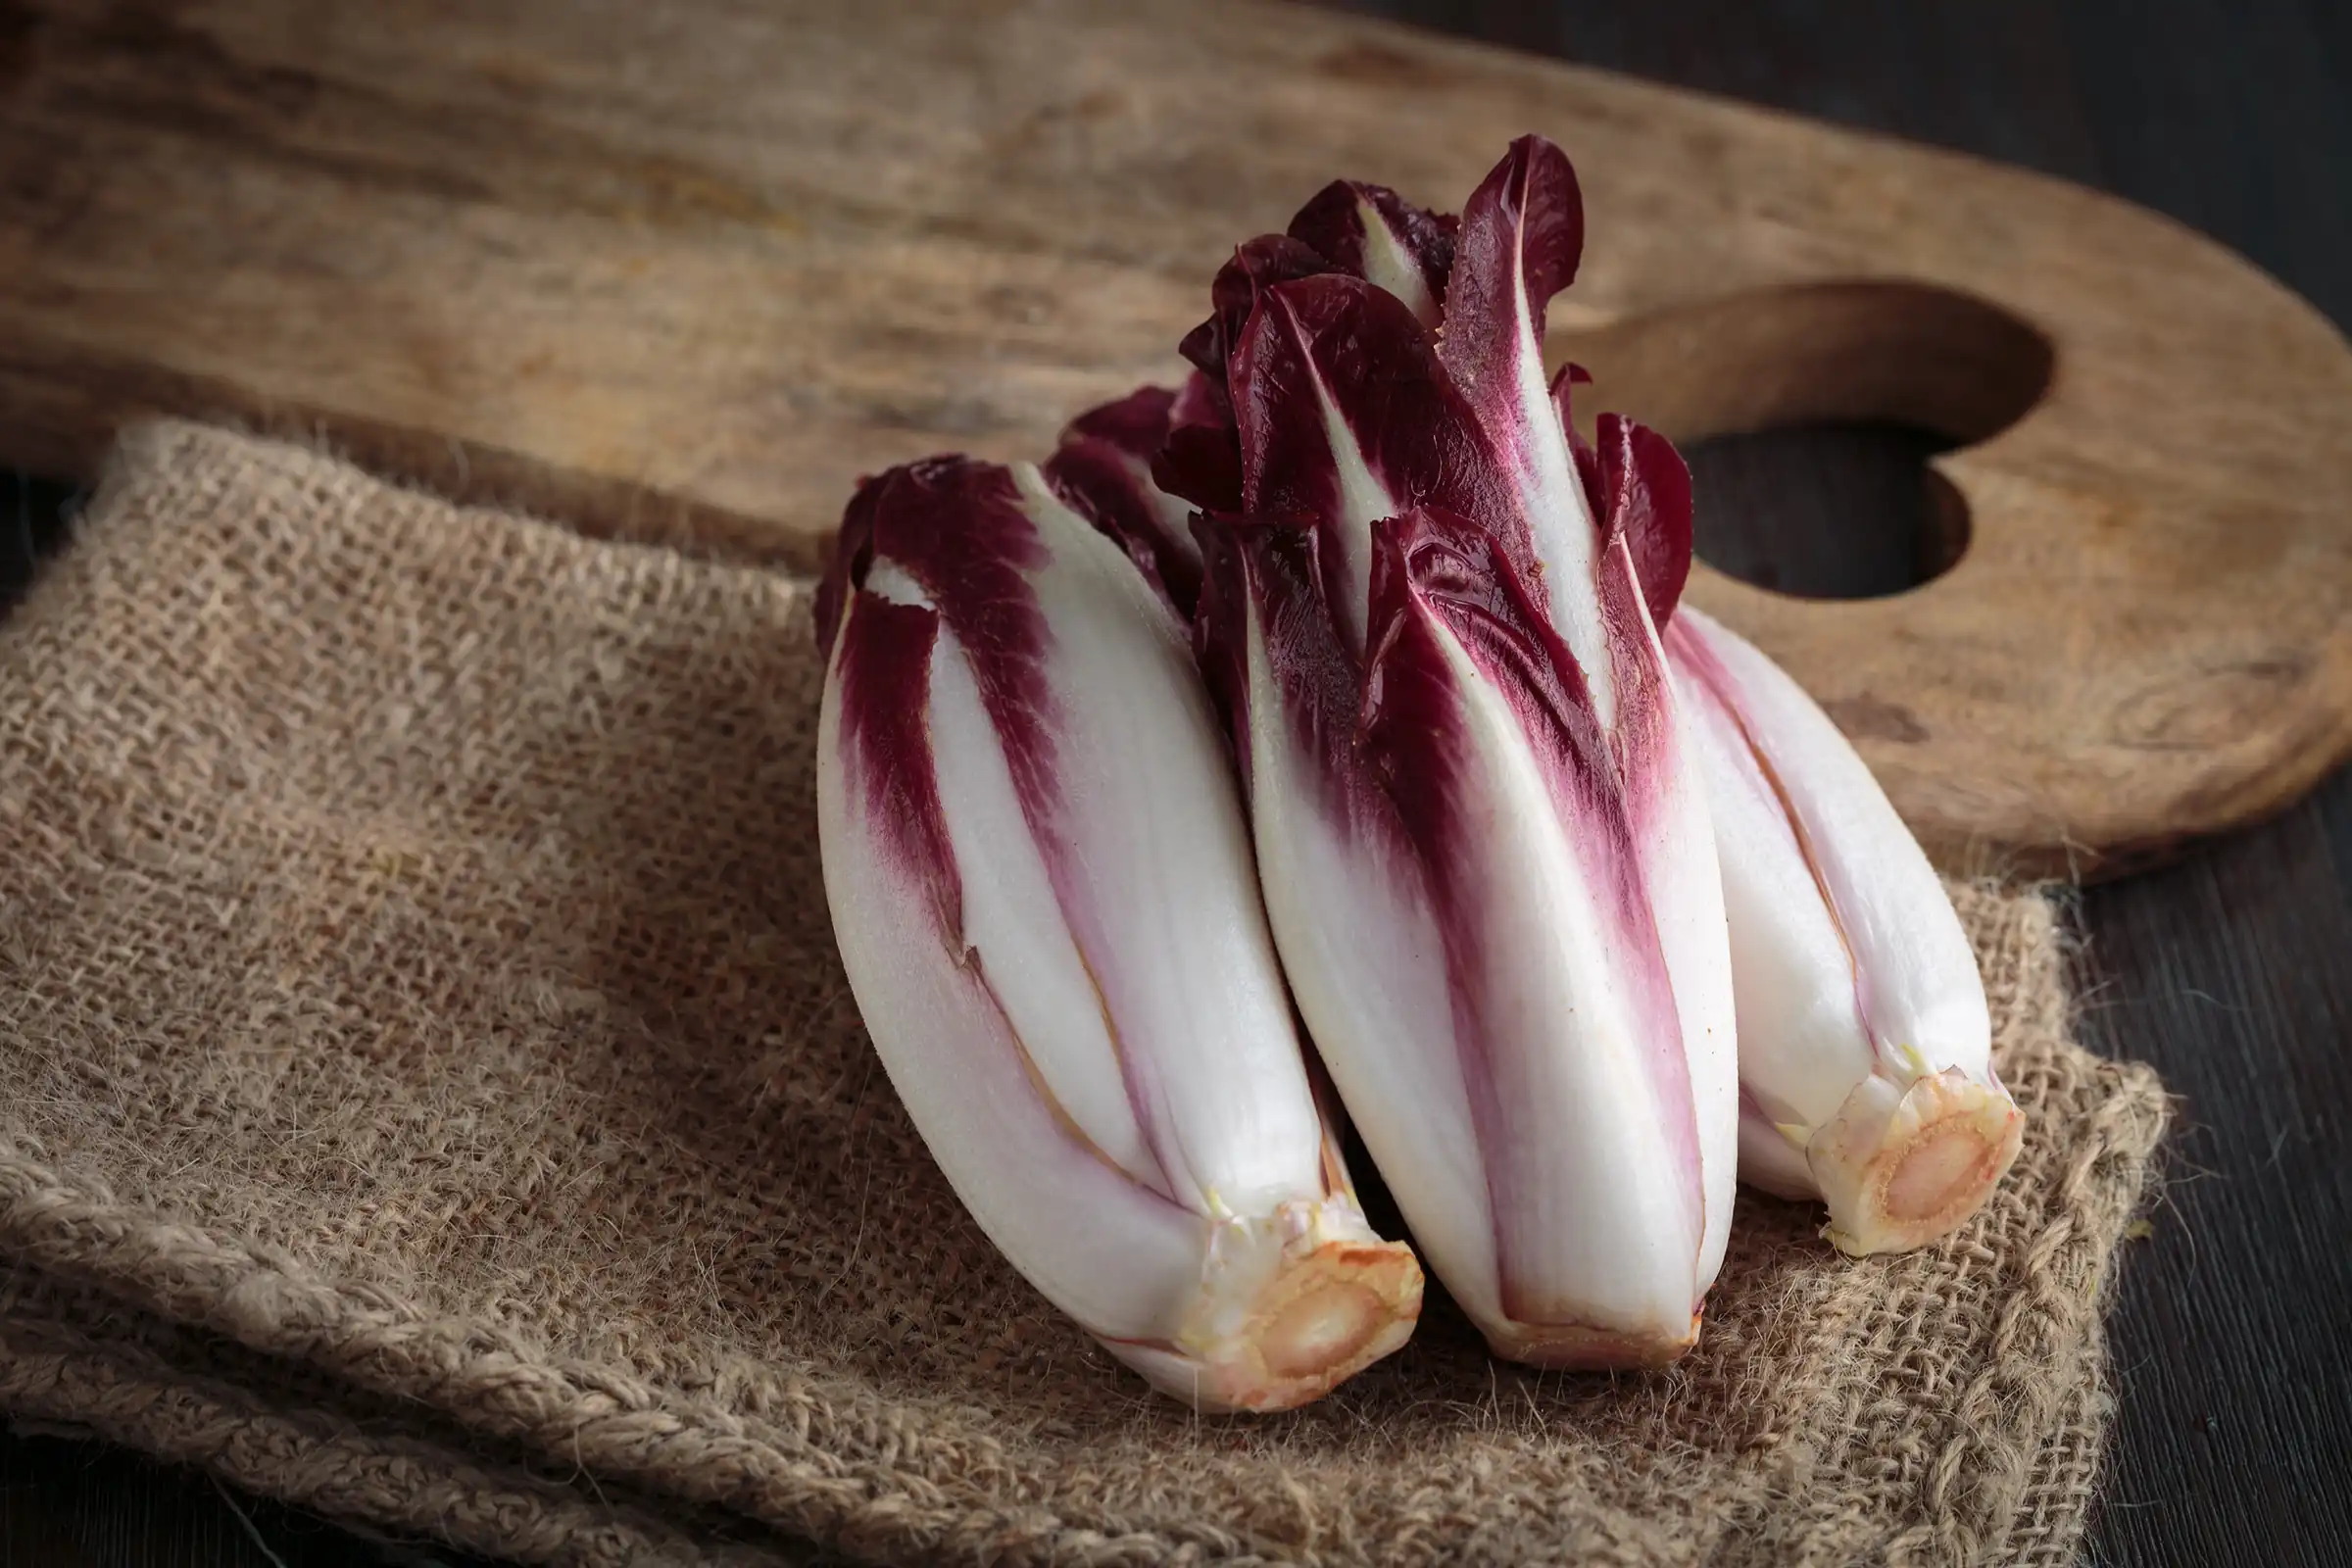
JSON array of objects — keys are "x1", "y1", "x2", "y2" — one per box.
[
  {"x1": 1043, "y1": 386, "x2": 1203, "y2": 615},
  {"x1": 823, "y1": 456, "x2": 1059, "y2": 820},
  {"x1": 1192, "y1": 509, "x2": 1362, "y2": 799},
  {"x1": 831, "y1": 591, "x2": 961, "y2": 941},
  {"x1": 1593, "y1": 413, "x2": 1695, "y2": 629},
  {"x1": 1230, "y1": 275, "x2": 1534, "y2": 636},
  {"x1": 1179, "y1": 234, "x2": 1337, "y2": 385},
  {"x1": 1438, "y1": 136, "x2": 1586, "y2": 432},
  {"x1": 1152, "y1": 370, "x2": 1245, "y2": 514},
  {"x1": 1287, "y1": 178, "x2": 1458, "y2": 323}
]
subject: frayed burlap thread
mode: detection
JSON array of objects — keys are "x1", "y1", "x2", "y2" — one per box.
[{"x1": 0, "y1": 423, "x2": 2168, "y2": 1566}]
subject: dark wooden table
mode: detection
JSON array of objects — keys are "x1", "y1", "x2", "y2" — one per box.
[{"x1": 6, "y1": 2, "x2": 2348, "y2": 1563}]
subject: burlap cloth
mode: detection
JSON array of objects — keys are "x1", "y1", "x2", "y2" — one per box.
[{"x1": 0, "y1": 422, "x2": 2170, "y2": 1567}]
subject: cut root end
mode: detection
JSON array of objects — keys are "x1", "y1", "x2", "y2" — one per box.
[
  {"x1": 1813, "y1": 1067, "x2": 2025, "y2": 1256},
  {"x1": 1108, "y1": 1207, "x2": 1422, "y2": 1413},
  {"x1": 1240, "y1": 1241, "x2": 1422, "y2": 1403}
]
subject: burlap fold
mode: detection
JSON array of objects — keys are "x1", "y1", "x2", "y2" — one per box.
[{"x1": 0, "y1": 423, "x2": 2168, "y2": 1567}]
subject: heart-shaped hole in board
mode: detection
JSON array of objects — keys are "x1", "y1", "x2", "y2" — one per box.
[
  {"x1": 1553, "y1": 280, "x2": 2053, "y2": 601},
  {"x1": 1678, "y1": 423, "x2": 1970, "y2": 600}
]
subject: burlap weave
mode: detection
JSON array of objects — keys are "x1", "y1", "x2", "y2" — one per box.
[{"x1": 0, "y1": 422, "x2": 2169, "y2": 1566}]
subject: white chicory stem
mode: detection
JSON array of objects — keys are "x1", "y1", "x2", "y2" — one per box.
[
  {"x1": 1183, "y1": 137, "x2": 1739, "y2": 1367},
  {"x1": 814, "y1": 455, "x2": 1420, "y2": 1411},
  {"x1": 1665, "y1": 605, "x2": 2024, "y2": 1255}
]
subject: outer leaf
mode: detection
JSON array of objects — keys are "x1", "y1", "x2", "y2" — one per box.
[
  {"x1": 1152, "y1": 369, "x2": 1246, "y2": 514},
  {"x1": 1044, "y1": 386, "x2": 1203, "y2": 616},
  {"x1": 1667, "y1": 607, "x2": 1995, "y2": 1095},
  {"x1": 1162, "y1": 176, "x2": 1460, "y2": 524},
  {"x1": 1440, "y1": 135, "x2": 1585, "y2": 396},
  {"x1": 1579, "y1": 415, "x2": 1739, "y2": 1283},
  {"x1": 1191, "y1": 135, "x2": 1740, "y2": 1347},
  {"x1": 1436, "y1": 135, "x2": 1613, "y2": 708},
  {"x1": 1178, "y1": 233, "x2": 1336, "y2": 387},
  {"x1": 821, "y1": 457, "x2": 1056, "y2": 800},
  {"x1": 861, "y1": 459, "x2": 1331, "y2": 1213},
  {"x1": 1200, "y1": 504, "x2": 1714, "y2": 1363},
  {"x1": 821, "y1": 586, "x2": 960, "y2": 937},
  {"x1": 1228, "y1": 274, "x2": 1511, "y2": 651},
  {"x1": 1547, "y1": 361, "x2": 1604, "y2": 509},
  {"x1": 1671, "y1": 612, "x2": 1877, "y2": 1134},
  {"x1": 819, "y1": 459, "x2": 1422, "y2": 1407},
  {"x1": 1198, "y1": 511, "x2": 1503, "y2": 1350},
  {"x1": 1367, "y1": 511, "x2": 1705, "y2": 1344},
  {"x1": 1667, "y1": 605, "x2": 2020, "y2": 1255},
  {"x1": 818, "y1": 589, "x2": 1206, "y2": 1339},
  {"x1": 1552, "y1": 367, "x2": 1691, "y2": 629},
  {"x1": 1286, "y1": 178, "x2": 1458, "y2": 328}
]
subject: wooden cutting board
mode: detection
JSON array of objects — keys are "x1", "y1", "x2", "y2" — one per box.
[{"x1": 2, "y1": 0, "x2": 2346, "y2": 877}]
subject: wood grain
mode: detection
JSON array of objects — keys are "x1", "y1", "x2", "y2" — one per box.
[{"x1": 0, "y1": 0, "x2": 2348, "y2": 876}]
